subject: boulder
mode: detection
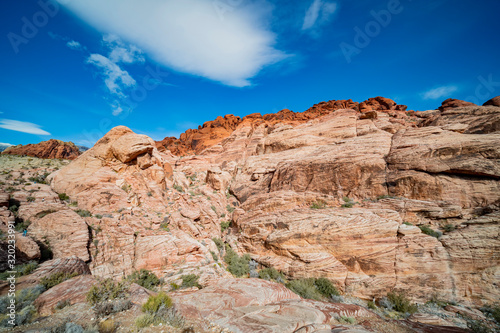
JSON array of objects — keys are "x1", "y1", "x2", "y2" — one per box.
[{"x1": 483, "y1": 96, "x2": 500, "y2": 107}]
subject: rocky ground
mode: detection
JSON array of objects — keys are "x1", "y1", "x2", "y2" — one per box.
[{"x1": 0, "y1": 96, "x2": 499, "y2": 332}]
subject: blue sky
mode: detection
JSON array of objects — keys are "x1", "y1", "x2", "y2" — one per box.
[{"x1": 1, "y1": 0, "x2": 499, "y2": 147}]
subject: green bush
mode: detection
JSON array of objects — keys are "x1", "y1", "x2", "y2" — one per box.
[
  {"x1": 58, "y1": 193, "x2": 69, "y2": 201},
  {"x1": 367, "y1": 300, "x2": 377, "y2": 309},
  {"x1": 314, "y1": 278, "x2": 340, "y2": 298},
  {"x1": 40, "y1": 271, "x2": 79, "y2": 290},
  {"x1": 387, "y1": 291, "x2": 418, "y2": 314},
  {"x1": 142, "y1": 292, "x2": 173, "y2": 314},
  {"x1": 86, "y1": 279, "x2": 127, "y2": 305},
  {"x1": 220, "y1": 221, "x2": 231, "y2": 233},
  {"x1": 226, "y1": 205, "x2": 235, "y2": 213},
  {"x1": 286, "y1": 278, "x2": 323, "y2": 301},
  {"x1": 481, "y1": 303, "x2": 500, "y2": 324},
  {"x1": 210, "y1": 251, "x2": 218, "y2": 262},
  {"x1": 135, "y1": 313, "x2": 155, "y2": 328},
  {"x1": 15, "y1": 219, "x2": 31, "y2": 233},
  {"x1": 26, "y1": 196, "x2": 35, "y2": 202},
  {"x1": 418, "y1": 225, "x2": 441, "y2": 239},
  {"x1": 173, "y1": 184, "x2": 184, "y2": 193},
  {"x1": 212, "y1": 238, "x2": 224, "y2": 251},
  {"x1": 310, "y1": 200, "x2": 327, "y2": 209},
  {"x1": 467, "y1": 319, "x2": 494, "y2": 333},
  {"x1": 224, "y1": 247, "x2": 251, "y2": 277},
  {"x1": 258, "y1": 267, "x2": 284, "y2": 281},
  {"x1": 403, "y1": 221, "x2": 413, "y2": 226},
  {"x1": 285, "y1": 278, "x2": 340, "y2": 301},
  {"x1": 341, "y1": 197, "x2": 356, "y2": 208},
  {"x1": 180, "y1": 274, "x2": 201, "y2": 289},
  {"x1": 75, "y1": 209, "x2": 92, "y2": 217},
  {"x1": 126, "y1": 269, "x2": 160, "y2": 291},
  {"x1": 443, "y1": 224, "x2": 455, "y2": 233}
]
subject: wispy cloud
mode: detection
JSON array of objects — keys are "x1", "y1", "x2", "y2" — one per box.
[
  {"x1": 103, "y1": 34, "x2": 145, "y2": 64},
  {"x1": 422, "y1": 85, "x2": 458, "y2": 100},
  {"x1": 87, "y1": 53, "x2": 136, "y2": 97},
  {"x1": 0, "y1": 119, "x2": 51, "y2": 135},
  {"x1": 302, "y1": 0, "x2": 338, "y2": 32},
  {"x1": 66, "y1": 40, "x2": 84, "y2": 51},
  {"x1": 57, "y1": 0, "x2": 288, "y2": 87}
]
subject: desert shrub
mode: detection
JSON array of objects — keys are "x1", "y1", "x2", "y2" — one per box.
[
  {"x1": 142, "y1": 292, "x2": 173, "y2": 313},
  {"x1": 258, "y1": 267, "x2": 285, "y2": 282},
  {"x1": 220, "y1": 220, "x2": 231, "y2": 232},
  {"x1": 224, "y1": 247, "x2": 251, "y2": 277},
  {"x1": 98, "y1": 319, "x2": 117, "y2": 333},
  {"x1": 481, "y1": 303, "x2": 500, "y2": 324},
  {"x1": 28, "y1": 173, "x2": 49, "y2": 184},
  {"x1": 180, "y1": 274, "x2": 201, "y2": 289},
  {"x1": 367, "y1": 300, "x2": 377, "y2": 310},
  {"x1": 26, "y1": 196, "x2": 35, "y2": 202},
  {"x1": 310, "y1": 200, "x2": 327, "y2": 209},
  {"x1": 286, "y1": 278, "x2": 322, "y2": 301},
  {"x1": 69, "y1": 201, "x2": 78, "y2": 207},
  {"x1": 94, "y1": 214, "x2": 103, "y2": 219},
  {"x1": 75, "y1": 209, "x2": 92, "y2": 217},
  {"x1": 135, "y1": 314, "x2": 155, "y2": 328},
  {"x1": 285, "y1": 278, "x2": 340, "y2": 301},
  {"x1": 94, "y1": 299, "x2": 132, "y2": 318},
  {"x1": 387, "y1": 291, "x2": 417, "y2": 314},
  {"x1": 443, "y1": 224, "x2": 455, "y2": 233},
  {"x1": 314, "y1": 278, "x2": 340, "y2": 298},
  {"x1": 126, "y1": 269, "x2": 160, "y2": 291},
  {"x1": 418, "y1": 225, "x2": 441, "y2": 239},
  {"x1": 58, "y1": 193, "x2": 69, "y2": 201},
  {"x1": 15, "y1": 285, "x2": 46, "y2": 309},
  {"x1": 341, "y1": 197, "x2": 356, "y2": 208},
  {"x1": 40, "y1": 271, "x2": 79, "y2": 289},
  {"x1": 8, "y1": 205, "x2": 18, "y2": 215},
  {"x1": 467, "y1": 319, "x2": 494, "y2": 333},
  {"x1": 403, "y1": 221, "x2": 413, "y2": 226},
  {"x1": 64, "y1": 322, "x2": 85, "y2": 333},
  {"x1": 0, "y1": 261, "x2": 38, "y2": 280},
  {"x1": 212, "y1": 238, "x2": 224, "y2": 252},
  {"x1": 210, "y1": 251, "x2": 218, "y2": 262},
  {"x1": 338, "y1": 316, "x2": 356, "y2": 325},
  {"x1": 15, "y1": 304, "x2": 36, "y2": 326},
  {"x1": 173, "y1": 184, "x2": 184, "y2": 192},
  {"x1": 376, "y1": 195, "x2": 395, "y2": 200},
  {"x1": 211, "y1": 205, "x2": 217, "y2": 214},
  {"x1": 226, "y1": 205, "x2": 235, "y2": 213},
  {"x1": 86, "y1": 278, "x2": 127, "y2": 305},
  {"x1": 137, "y1": 292, "x2": 184, "y2": 329},
  {"x1": 14, "y1": 219, "x2": 31, "y2": 233}
]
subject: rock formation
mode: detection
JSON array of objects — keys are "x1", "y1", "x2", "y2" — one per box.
[
  {"x1": 2, "y1": 139, "x2": 80, "y2": 160},
  {"x1": 1, "y1": 95, "x2": 499, "y2": 332}
]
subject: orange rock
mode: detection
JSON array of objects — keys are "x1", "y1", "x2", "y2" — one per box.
[{"x1": 2, "y1": 139, "x2": 80, "y2": 160}]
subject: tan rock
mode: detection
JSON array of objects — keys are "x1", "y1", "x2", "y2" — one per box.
[
  {"x1": 35, "y1": 275, "x2": 96, "y2": 316},
  {"x1": 28, "y1": 210, "x2": 90, "y2": 261}
]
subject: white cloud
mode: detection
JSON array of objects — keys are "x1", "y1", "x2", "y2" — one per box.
[
  {"x1": 103, "y1": 34, "x2": 145, "y2": 64},
  {"x1": 302, "y1": 0, "x2": 337, "y2": 31},
  {"x1": 0, "y1": 143, "x2": 12, "y2": 146},
  {"x1": 67, "y1": 40, "x2": 83, "y2": 50},
  {"x1": 86, "y1": 53, "x2": 136, "y2": 97},
  {"x1": 56, "y1": 0, "x2": 287, "y2": 87},
  {"x1": 422, "y1": 85, "x2": 458, "y2": 100},
  {"x1": 0, "y1": 119, "x2": 51, "y2": 135}
]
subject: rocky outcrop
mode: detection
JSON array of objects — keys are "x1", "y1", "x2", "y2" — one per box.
[
  {"x1": 2, "y1": 139, "x2": 80, "y2": 160},
  {"x1": 27, "y1": 210, "x2": 90, "y2": 262},
  {"x1": 173, "y1": 278, "x2": 377, "y2": 333},
  {"x1": 439, "y1": 98, "x2": 477, "y2": 111},
  {"x1": 483, "y1": 95, "x2": 500, "y2": 107},
  {"x1": 156, "y1": 97, "x2": 410, "y2": 156},
  {"x1": 34, "y1": 275, "x2": 96, "y2": 316}
]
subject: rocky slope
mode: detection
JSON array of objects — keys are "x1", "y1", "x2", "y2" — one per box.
[
  {"x1": 1, "y1": 96, "x2": 499, "y2": 332},
  {"x1": 2, "y1": 139, "x2": 80, "y2": 160}
]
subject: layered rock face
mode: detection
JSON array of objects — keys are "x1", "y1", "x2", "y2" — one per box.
[
  {"x1": 156, "y1": 97, "x2": 408, "y2": 156},
  {"x1": 2, "y1": 139, "x2": 80, "y2": 160},
  {"x1": 169, "y1": 98, "x2": 500, "y2": 306},
  {"x1": 2, "y1": 96, "x2": 498, "y2": 330}
]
